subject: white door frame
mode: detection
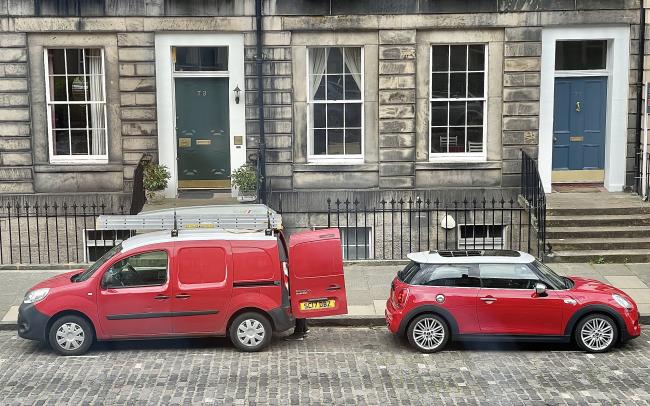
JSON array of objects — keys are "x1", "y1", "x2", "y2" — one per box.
[
  {"x1": 539, "y1": 26, "x2": 630, "y2": 192},
  {"x1": 155, "y1": 33, "x2": 246, "y2": 197}
]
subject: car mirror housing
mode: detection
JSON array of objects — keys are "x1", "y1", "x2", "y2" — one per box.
[{"x1": 534, "y1": 282, "x2": 547, "y2": 297}]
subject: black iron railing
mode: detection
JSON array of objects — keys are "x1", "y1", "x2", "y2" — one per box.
[
  {"x1": 520, "y1": 150, "x2": 547, "y2": 258},
  {"x1": 0, "y1": 202, "x2": 132, "y2": 265},
  {"x1": 278, "y1": 196, "x2": 536, "y2": 261}
]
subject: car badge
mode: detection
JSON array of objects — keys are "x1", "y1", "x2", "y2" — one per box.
[
  {"x1": 563, "y1": 298, "x2": 577, "y2": 305},
  {"x1": 436, "y1": 294, "x2": 445, "y2": 303}
]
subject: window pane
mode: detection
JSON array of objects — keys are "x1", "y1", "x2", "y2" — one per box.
[
  {"x1": 343, "y1": 48, "x2": 361, "y2": 73},
  {"x1": 344, "y1": 103, "x2": 361, "y2": 127},
  {"x1": 411, "y1": 264, "x2": 479, "y2": 287},
  {"x1": 53, "y1": 104, "x2": 69, "y2": 129},
  {"x1": 104, "y1": 251, "x2": 168, "y2": 288},
  {"x1": 47, "y1": 49, "x2": 66, "y2": 74},
  {"x1": 313, "y1": 129, "x2": 326, "y2": 155},
  {"x1": 327, "y1": 47, "x2": 343, "y2": 74},
  {"x1": 174, "y1": 47, "x2": 228, "y2": 71},
  {"x1": 69, "y1": 76, "x2": 87, "y2": 101},
  {"x1": 313, "y1": 104, "x2": 326, "y2": 128},
  {"x1": 313, "y1": 76, "x2": 326, "y2": 100},
  {"x1": 327, "y1": 75, "x2": 343, "y2": 100},
  {"x1": 65, "y1": 49, "x2": 84, "y2": 75},
  {"x1": 468, "y1": 45, "x2": 485, "y2": 71},
  {"x1": 431, "y1": 45, "x2": 449, "y2": 72},
  {"x1": 450, "y1": 45, "x2": 467, "y2": 71},
  {"x1": 431, "y1": 73, "x2": 448, "y2": 98},
  {"x1": 466, "y1": 101, "x2": 483, "y2": 126},
  {"x1": 88, "y1": 104, "x2": 106, "y2": 129},
  {"x1": 88, "y1": 129, "x2": 106, "y2": 155},
  {"x1": 449, "y1": 127, "x2": 466, "y2": 153},
  {"x1": 344, "y1": 75, "x2": 361, "y2": 100},
  {"x1": 346, "y1": 129, "x2": 361, "y2": 155},
  {"x1": 467, "y1": 127, "x2": 483, "y2": 153},
  {"x1": 327, "y1": 104, "x2": 343, "y2": 127},
  {"x1": 84, "y1": 49, "x2": 103, "y2": 74},
  {"x1": 431, "y1": 101, "x2": 448, "y2": 126},
  {"x1": 479, "y1": 264, "x2": 538, "y2": 290},
  {"x1": 51, "y1": 76, "x2": 67, "y2": 101},
  {"x1": 327, "y1": 129, "x2": 344, "y2": 154},
  {"x1": 467, "y1": 72, "x2": 484, "y2": 98},
  {"x1": 54, "y1": 130, "x2": 69, "y2": 155},
  {"x1": 449, "y1": 101, "x2": 465, "y2": 126},
  {"x1": 449, "y1": 72, "x2": 466, "y2": 98},
  {"x1": 71, "y1": 130, "x2": 89, "y2": 154},
  {"x1": 86, "y1": 76, "x2": 104, "y2": 101},
  {"x1": 431, "y1": 127, "x2": 447, "y2": 153},
  {"x1": 69, "y1": 104, "x2": 88, "y2": 128},
  {"x1": 555, "y1": 40, "x2": 606, "y2": 70}
]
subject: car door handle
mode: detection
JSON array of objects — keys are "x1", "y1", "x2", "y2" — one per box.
[
  {"x1": 326, "y1": 284, "x2": 342, "y2": 291},
  {"x1": 480, "y1": 297, "x2": 497, "y2": 303},
  {"x1": 175, "y1": 293, "x2": 191, "y2": 299},
  {"x1": 154, "y1": 295, "x2": 170, "y2": 300}
]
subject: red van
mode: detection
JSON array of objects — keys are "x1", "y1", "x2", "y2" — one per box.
[{"x1": 18, "y1": 228, "x2": 347, "y2": 355}]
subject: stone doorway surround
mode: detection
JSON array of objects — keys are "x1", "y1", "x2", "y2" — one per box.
[
  {"x1": 154, "y1": 33, "x2": 246, "y2": 198},
  {"x1": 539, "y1": 26, "x2": 630, "y2": 193}
]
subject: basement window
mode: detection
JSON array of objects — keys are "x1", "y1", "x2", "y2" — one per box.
[{"x1": 457, "y1": 224, "x2": 505, "y2": 250}]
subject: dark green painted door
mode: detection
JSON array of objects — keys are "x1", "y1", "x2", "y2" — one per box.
[{"x1": 175, "y1": 77, "x2": 230, "y2": 188}]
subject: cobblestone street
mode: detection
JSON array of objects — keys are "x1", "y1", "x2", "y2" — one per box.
[{"x1": 1, "y1": 327, "x2": 649, "y2": 405}]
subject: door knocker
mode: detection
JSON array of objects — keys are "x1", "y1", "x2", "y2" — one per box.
[{"x1": 576, "y1": 101, "x2": 581, "y2": 112}]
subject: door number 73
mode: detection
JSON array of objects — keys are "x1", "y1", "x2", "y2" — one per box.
[{"x1": 196, "y1": 90, "x2": 207, "y2": 96}]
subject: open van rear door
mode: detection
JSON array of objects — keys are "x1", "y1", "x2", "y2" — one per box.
[{"x1": 288, "y1": 228, "x2": 348, "y2": 318}]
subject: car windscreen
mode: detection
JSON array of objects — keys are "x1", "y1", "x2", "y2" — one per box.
[
  {"x1": 75, "y1": 244, "x2": 123, "y2": 282},
  {"x1": 533, "y1": 260, "x2": 570, "y2": 289}
]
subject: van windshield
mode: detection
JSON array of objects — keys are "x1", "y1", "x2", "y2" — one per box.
[{"x1": 74, "y1": 244, "x2": 123, "y2": 282}]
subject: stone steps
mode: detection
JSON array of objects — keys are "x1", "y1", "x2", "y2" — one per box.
[
  {"x1": 546, "y1": 249, "x2": 650, "y2": 263},
  {"x1": 547, "y1": 237, "x2": 650, "y2": 251},
  {"x1": 546, "y1": 214, "x2": 650, "y2": 227}
]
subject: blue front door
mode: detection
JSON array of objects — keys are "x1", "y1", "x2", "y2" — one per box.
[{"x1": 552, "y1": 77, "x2": 607, "y2": 170}]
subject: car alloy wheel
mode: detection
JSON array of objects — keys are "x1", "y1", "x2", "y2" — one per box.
[
  {"x1": 580, "y1": 317, "x2": 614, "y2": 351},
  {"x1": 237, "y1": 319, "x2": 265, "y2": 347},
  {"x1": 407, "y1": 314, "x2": 450, "y2": 353},
  {"x1": 229, "y1": 312, "x2": 272, "y2": 352}
]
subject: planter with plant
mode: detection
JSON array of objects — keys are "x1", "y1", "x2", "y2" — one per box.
[
  {"x1": 231, "y1": 164, "x2": 258, "y2": 202},
  {"x1": 143, "y1": 163, "x2": 171, "y2": 203}
]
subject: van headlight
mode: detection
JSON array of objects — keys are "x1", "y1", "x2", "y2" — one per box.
[
  {"x1": 24, "y1": 288, "x2": 50, "y2": 304},
  {"x1": 612, "y1": 294, "x2": 633, "y2": 310}
]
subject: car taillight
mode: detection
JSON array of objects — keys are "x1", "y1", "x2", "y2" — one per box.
[{"x1": 393, "y1": 287, "x2": 409, "y2": 309}]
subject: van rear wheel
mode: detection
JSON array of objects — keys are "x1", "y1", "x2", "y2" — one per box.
[
  {"x1": 229, "y1": 312, "x2": 272, "y2": 352},
  {"x1": 48, "y1": 315, "x2": 94, "y2": 356}
]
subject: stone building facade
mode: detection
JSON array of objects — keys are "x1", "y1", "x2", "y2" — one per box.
[{"x1": 0, "y1": 0, "x2": 645, "y2": 211}]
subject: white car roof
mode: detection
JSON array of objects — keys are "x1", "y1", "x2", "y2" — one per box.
[
  {"x1": 121, "y1": 229, "x2": 275, "y2": 253},
  {"x1": 406, "y1": 250, "x2": 536, "y2": 264}
]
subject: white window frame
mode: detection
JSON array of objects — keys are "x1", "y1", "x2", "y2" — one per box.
[
  {"x1": 44, "y1": 48, "x2": 108, "y2": 164},
  {"x1": 457, "y1": 224, "x2": 505, "y2": 250},
  {"x1": 306, "y1": 46, "x2": 365, "y2": 163},
  {"x1": 82, "y1": 229, "x2": 128, "y2": 262},
  {"x1": 313, "y1": 225, "x2": 374, "y2": 260},
  {"x1": 429, "y1": 43, "x2": 488, "y2": 161}
]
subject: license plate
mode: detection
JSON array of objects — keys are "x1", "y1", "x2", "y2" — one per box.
[{"x1": 300, "y1": 299, "x2": 335, "y2": 311}]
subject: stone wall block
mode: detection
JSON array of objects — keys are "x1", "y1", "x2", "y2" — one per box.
[
  {"x1": 379, "y1": 45, "x2": 416, "y2": 60},
  {"x1": 122, "y1": 122, "x2": 157, "y2": 136},
  {"x1": 503, "y1": 101, "x2": 540, "y2": 116},
  {"x1": 1, "y1": 151, "x2": 32, "y2": 166},
  {"x1": 0, "y1": 122, "x2": 30, "y2": 136},
  {"x1": 378, "y1": 60, "x2": 415, "y2": 75},
  {"x1": 378, "y1": 75, "x2": 415, "y2": 89},
  {"x1": 0, "y1": 48, "x2": 26, "y2": 64},
  {"x1": 119, "y1": 78, "x2": 155, "y2": 92},
  {"x1": 117, "y1": 33, "x2": 155, "y2": 47},
  {"x1": 379, "y1": 162, "x2": 414, "y2": 177},
  {"x1": 118, "y1": 47, "x2": 155, "y2": 62},
  {"x1": 504, "y1": 87, "x2": 540, "y2": 102},
  {"x1": 0, "y1": 63, "x2": 27, "y2": 77},
  {"x1": 504, "y1": 27, "x2": 542, "y2": 42},
  {"x1": 379, "y1": 148, "x2": 415, "y2": 162},
  {"x1": 0, "y1": 108, "x2": 29, "y2": 121},
  {"x1": 379, "y1": 104, "x2": 415, "y2": 119},
  {"x1": 0, "y1": 94, "x2": 28, "y2": 107},
  {"x1": 0, "y1": 33, "x2": 26, "y2": 48},
  {"x1": 504, "y1": 42, "x2": 542, "y2": 57},
  {"x1": 504, "y1": 57, "x2": 540, "y2": 72},
  {"x1": 121, "y1": 107, "x2": 156, "y2": 121},
  {"x1": 379, "y1": 30, "x2": 416, "y2": 45},
  {"x1": 0, "y1": 137, "x2": 30, "y2": 150},
  {"x1": 379, "y1": 119, "x2": 415, "y2": 133},
  {"x1": 379, "y1": 176, "x2": 414, "y2": 189},
  {"x1": 503, "y1": 116, "x2": 539, "y2": 131},
  {"x1": 378, "y1": 89, "x2": 415, "y2": 105}
]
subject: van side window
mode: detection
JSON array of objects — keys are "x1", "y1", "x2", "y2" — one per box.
[
  {"x1": 479, "y1": 263, "x2": 539, "y2": 289},
  {"x1": 103, "y1": 250, "x2": 168, "y2": 288},
  {"x1": 178, "y1": 247, "x2": 227, "y2": 285},
  {"x1": 410, "y1": 264, "x2": 479, "y2": 287}
]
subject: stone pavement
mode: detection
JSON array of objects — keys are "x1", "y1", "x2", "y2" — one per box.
[
  {"x1": 1, "y1": 262, "x2": 650, "y2": 327},
  {"x1": 2, "y1": 328, "x2": 650, "y2": 404}
]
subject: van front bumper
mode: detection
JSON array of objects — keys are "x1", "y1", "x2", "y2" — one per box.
[{"x1": 17, "y1": 302, "x2": 49, "y2": 342}]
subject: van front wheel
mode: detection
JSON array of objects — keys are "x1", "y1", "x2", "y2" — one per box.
[
  {"x1": 48, "y1": 315, "x2": 94, "y2": 356},
  {"x1": 229, "y1": 312, "x2": 272, "y2": 352}
]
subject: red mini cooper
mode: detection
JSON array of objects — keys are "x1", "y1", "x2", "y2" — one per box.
[{"x1": 386, "y1": 250, "x2": 640, "y2": 353}]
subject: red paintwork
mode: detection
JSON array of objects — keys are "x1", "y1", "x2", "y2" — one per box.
[
  {"x1": 27, "y1": 230, "x2": 347, "y2": 341},
  {"x1": 386, "y1": 273, "x2": 641, "y2": 340}
]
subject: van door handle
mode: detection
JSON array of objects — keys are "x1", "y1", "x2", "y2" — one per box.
[
  {"x1": 326, "y1": 284, "x2": 342, "y2": 291},
  {"x1": 175, "y1": 293, "x2": 191, "y2": 299},
  {"x1": 480, "y1": 296, "x2": 497, "y2": 303},
  {"x1": 154, "y1": 295, "x2": 170, "y2": 300}
]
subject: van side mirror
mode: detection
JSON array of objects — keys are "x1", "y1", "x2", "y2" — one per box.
[{"x1": 534, "y1": 282, "x2": 547, "y2": 297}]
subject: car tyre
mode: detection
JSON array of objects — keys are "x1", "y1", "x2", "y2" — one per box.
[
  {"x1": 48, "y1": 315, "x2": 94, "y2": 356},
  {"x1": 407, "y1": 313, "x2": 450, "y2": 353},
  {"x1": 575, "y1": 314, "x2": 618, "y2": 353},
  {"x1": 229, "y1": 312, "x2": 272, "y2": 352}
]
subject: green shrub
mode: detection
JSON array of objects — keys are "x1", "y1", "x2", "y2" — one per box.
[
  {"x1": 143, "y1": 163, "x2": 170, "y2": 197},
  {"x1": 231, "y1": 164, "x2": 257, "y2": 193}
]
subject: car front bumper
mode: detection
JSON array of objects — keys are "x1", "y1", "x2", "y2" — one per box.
[
  {"x1": 621, "y1": 309, "x2": 641, "y2": 342},
  {"x1": 17, "y1": 302, "x2": 49, "y2": 342}
]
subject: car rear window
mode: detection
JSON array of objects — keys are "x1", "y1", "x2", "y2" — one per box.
[{"x1": 398, "y1": 261, "x2": 479, "y2": 288}]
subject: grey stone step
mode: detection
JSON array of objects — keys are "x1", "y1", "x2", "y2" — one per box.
[
  {"x1": 547, "y1": 237, "x2": 650, "y2": 251},
  {"x1": 546, "y1": 226, "x2": 650, "y2": 239},
  {"x1": 547, "y1": 206, "x2": 650, "y2": 216},
  {"x1": 546, "y1": 214, "x2": 650, "y2": 227},
  {"x1": 546, "y1": 249, "x2": 650, "y2": 263}
]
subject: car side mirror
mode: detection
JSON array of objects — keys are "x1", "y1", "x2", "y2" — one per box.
[{"x1": 534, "y1": 282, "x2": 547, "y2": 297}]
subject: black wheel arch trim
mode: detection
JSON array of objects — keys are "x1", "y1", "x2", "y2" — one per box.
[
  {"x1": 564, "y1": 304, "x2": 630, "y2": 341},
  {"x1": 397, "y1": 305, "x2": 459, "y2": 337}
]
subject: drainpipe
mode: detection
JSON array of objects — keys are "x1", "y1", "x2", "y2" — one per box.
[
  {"x1": 635, "y1": 4, "x2": 646, "y2": 194},
  {"x1": 255, "y1": 0, "x2": 267, "y2": 204}
]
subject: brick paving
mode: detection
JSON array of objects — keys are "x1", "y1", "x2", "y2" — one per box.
[{"x1": 1, "y1": 327, "x2": 650, "y2": 405}]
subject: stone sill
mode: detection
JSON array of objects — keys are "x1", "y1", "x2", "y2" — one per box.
[
  {"x1": 415, "y1": 161, "x2": 502, "y2": 171},
  {"x1": 34, "y1": 163, "x2": 124, "y2": 173},
  {"x1": 293, "y1": 163, "x2": 378, "y2": 172}
]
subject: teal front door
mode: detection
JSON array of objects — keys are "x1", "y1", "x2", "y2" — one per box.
[
  {"x1": 552, "y1": 77, "x2": 607, "y2": 172},
  {"x1": 175, "y1": 77, "x2": 230, "y2": 189}
]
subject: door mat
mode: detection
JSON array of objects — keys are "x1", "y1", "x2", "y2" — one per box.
[{"x1": 551, "y1": 183, "x2": 606, "y2": 193}]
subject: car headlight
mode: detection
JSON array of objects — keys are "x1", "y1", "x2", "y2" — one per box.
[
  {"x1": 612, "y1": 294, "x2": 633, "y2": 310},
  {"x1": 24, "y1": 288, "x2": 50, "y2": 304}
]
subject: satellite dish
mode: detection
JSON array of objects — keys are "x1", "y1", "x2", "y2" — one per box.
[{"x1": 440, "y1": 214, "x2": 456, "y2": 230}]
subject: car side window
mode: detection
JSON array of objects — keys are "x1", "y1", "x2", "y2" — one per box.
[
  {"x1": 479, "y1": 263, "x2": 539, "y2": 290},
  {"x1": 410, "y1": 264, "x2": 479, "y2": 287},
  {"x1": 102, "y1": 250, "x2": 168, "y2": 289}
]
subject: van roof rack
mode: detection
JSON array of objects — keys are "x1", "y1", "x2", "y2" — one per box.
[{"x1": 96, "y1": 204, "x2": 282, "y2": 233}]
